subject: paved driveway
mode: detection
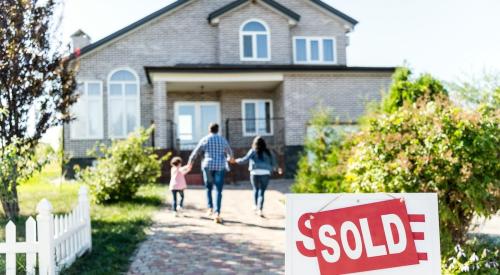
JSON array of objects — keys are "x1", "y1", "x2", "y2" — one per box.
[{"x1": 128, "y1": 182, "x2": 289, "y2": 275}]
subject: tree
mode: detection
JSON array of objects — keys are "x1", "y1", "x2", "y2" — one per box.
[
  {"x1": 292, "y1": 108, "x2": 350, "y2": 193},
  {"x1": 346, "y1": 96, "x2": 500, "y2": 253},
  {"x1": 448, "y1": 70, "x2": 500, "y2": 109},
  {"x1": 0, "y1": 0, "x2": 77, "y2": 218},
  {"x1": 382, "y1": 67, "x2": 448, "y2": 113}
]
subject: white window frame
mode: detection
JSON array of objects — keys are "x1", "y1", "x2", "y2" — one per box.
[
  {"x1": 239, "y1": 19, "x2": 271, "y2": 61},
  {"x1": 241, "y1": 99, "x2": 274, "y2": 137},
  {"x1": 70, "y1": 81, "x2": 104, "y2": 140},
  {"x1": 293, "y1": 36, "x2": 337, "y2": 65},
  {"x1": 107, "y1": 68, "x2": 141, "y2": 139},
  {"x1": 174, "y1": 101, "x2": 221, "y2": 149}
]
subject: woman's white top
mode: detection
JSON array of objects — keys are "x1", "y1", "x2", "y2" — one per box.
[{"x1": 251, "y1": 169, "x2": 271, "y2": 175}]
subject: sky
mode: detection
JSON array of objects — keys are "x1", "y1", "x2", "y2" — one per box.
[{"x1": 44, "y1": 0, "x2": 500, "y2": 147}]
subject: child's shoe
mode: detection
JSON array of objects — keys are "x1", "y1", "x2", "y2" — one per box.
[{"x1": 173, "y1": 211, "x2": 179, "y2": 218}]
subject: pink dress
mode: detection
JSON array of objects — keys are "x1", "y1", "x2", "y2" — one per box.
[{"x1": 169, "y1": 166, "x2": 188, "y2": 191}]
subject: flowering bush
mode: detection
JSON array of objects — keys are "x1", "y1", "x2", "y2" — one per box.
[
  {"x1": 345, "y1": 97, "x2": 500, "y2": 252},
  {"x1": 442, "y1": 236, "x2": 499, "y2": 274}
]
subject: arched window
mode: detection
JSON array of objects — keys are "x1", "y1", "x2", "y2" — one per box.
[
  {"x1": 108, "y1": 68, "x2": 140, "y2": 138},
  {"x1": 240, "y1": 20, "x2": 270, "y2": 61}
]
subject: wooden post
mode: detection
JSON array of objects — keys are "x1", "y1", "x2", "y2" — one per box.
[
  {"x1": 37, "y1": 199, "x2": 56, "y2": 275},
  {"x1": 5, "y1": 221, "x2": 16, "y2": 275},
  {"x1": 25, "y1": 217, "x2": 37, "y2": 275}
]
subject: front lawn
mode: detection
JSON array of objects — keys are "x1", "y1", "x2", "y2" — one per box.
[{"x1": 0, "y1": 163, "x2": 166, "y2": 274}]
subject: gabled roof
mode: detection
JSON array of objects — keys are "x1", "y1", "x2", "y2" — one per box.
[
  {"x1": 208, "y1": 0, "x2": 301, "y2": 24},
  {"x1": 309, "y1": 0, "x2": 358, "y2": 25},
  {"x1": 74, "y1": 0, "x2": 193, "y2": 57}
]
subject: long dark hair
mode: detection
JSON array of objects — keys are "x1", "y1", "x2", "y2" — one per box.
[{"x1": 252, "y1": 136, "x2": 271, "y2": 159}]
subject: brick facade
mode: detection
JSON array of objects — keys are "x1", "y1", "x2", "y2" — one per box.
[{"x1": 64, "y1": 0, "x2": 393, "y2": 179}]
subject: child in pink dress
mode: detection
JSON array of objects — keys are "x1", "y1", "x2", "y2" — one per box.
[{"x1": 169, "y1": 157, "x2": 191, "y2": 217}]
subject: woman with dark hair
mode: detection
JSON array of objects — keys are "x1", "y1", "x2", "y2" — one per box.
[{"x1": 233, "y1": 136, "x2": 282, "y2": 217}]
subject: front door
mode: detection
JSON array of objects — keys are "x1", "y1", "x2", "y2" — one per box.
[{"x1": 174, "y1": 101, "x2": 221, "y2": 150}]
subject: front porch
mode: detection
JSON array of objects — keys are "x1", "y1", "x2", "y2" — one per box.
[{"x1": 147, "y1": 69, "x2": 287, "y2": 183}]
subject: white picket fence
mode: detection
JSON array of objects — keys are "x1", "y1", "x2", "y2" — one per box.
[{"x1": 0, "y1": 186, "x2": 92, "y2": 275}]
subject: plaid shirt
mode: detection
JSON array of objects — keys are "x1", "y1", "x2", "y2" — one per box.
[{"x1": 188, "y1": 134, "x2": 233, "y2": 171}]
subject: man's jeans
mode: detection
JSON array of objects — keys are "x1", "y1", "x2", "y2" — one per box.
[{"x1": 202, "y1": 168, "x2": 225, "y2": 214}]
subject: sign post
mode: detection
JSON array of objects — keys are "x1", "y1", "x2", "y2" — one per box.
[{"x1": 286, "y1": 193, "x2": 440, "y2": 275}]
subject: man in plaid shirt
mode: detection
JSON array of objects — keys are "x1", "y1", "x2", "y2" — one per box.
[{"x1": 188, "y1": 123, "x2": 233, "y2": 223}]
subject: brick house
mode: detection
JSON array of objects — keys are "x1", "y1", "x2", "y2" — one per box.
[{"x1": 65, "y1": 0, "x2": 394, "y2": 182}]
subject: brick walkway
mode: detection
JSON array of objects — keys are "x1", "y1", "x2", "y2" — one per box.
[{"x1": 128, "y1": 181, "x2": 290, "y2": 275}]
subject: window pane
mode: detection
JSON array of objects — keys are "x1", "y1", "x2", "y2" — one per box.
[
  {"x1": 71, "y1": 98, "x2": 87, "y2": 138},
  {"x1": 296, "y1": 39, "x2": 307, "y2": 62},
  {"x1": 125, "y1": 99, "x2": 138, "y2": 134},
  {"x1": 323, "y1": 39, "x2": 334, "y2": 62},
  {"x1": 87, "y1": 83, "x2": 101, "y2": 96},
  {"x1": 243, "y1": 21, "x2": 266, "y2": 32},
  {"x1": 201, "y1": 105, "x2": 218, "y2": 136},
  {"x1": 110, "y1": 70, "x2": 136, "y2": 81},
  {"x1": 125, "y1": 84, "x2": 138, "y2": 96},
  {"x1": 311, "y1": 40, "x2": 319, "y2": 61},
  {"x1": 110, "y1": 84, "x2": 122, "y2": 96},
  {"x1": 256, "y1": 34, "x2": 268, "y2": 58},
  {"x1": 243, "y1": 35, "x2": 253, "y2": 58},
  {"x1": 178, "y1": 105, "x2": 195, "y2": 141},
  {"x1": 244, "y1": 103, "x2": 256, "y2": 133},
  {"x1": 88, "y1": 99, "x2": 101, "y2": 137},
  {"x1": 110, "y1": 99, "x2": 124, "y2": 136}
]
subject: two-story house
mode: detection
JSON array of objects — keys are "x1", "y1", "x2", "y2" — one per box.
[{"x1": 65, "y1": 0, "x2": 394, "y2": 182}]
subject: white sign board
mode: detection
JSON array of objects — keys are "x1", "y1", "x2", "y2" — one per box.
[{"x1": 286, "y1": 193, "x2": 440, "y2": 275}]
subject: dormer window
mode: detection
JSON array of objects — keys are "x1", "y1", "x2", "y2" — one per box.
[
  {"x1": 240, "y1": 20, "x2": 270, "y2": 61},
  {"x1": 293, "y1": 37, "x2": 336, "y2": 64}
]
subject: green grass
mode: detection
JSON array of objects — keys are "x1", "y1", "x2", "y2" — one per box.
[{"x1": 0, "y1": 163, "x2": 166, "y2": 274}]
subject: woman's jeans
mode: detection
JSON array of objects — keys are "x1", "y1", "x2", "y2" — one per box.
[
  {"x1": 171, "y1": 190, "x2": 184, "y2": 211},
  {"x1": 202, "y1": 168, "x2": 225, "y2": 214},
  {"x1": 250, "y1": 174, "x2": 270, "y2": 210}
]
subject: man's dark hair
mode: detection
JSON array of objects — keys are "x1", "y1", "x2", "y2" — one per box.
[{"x1": 209, "y1": 123, "x2": 219, "y2": 134}]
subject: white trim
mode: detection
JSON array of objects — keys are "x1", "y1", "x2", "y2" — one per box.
[
  {"x1": 174, "y1": 101, "x2": 221, "y2": 148},
  {"x1": 239, "y1": 19, "x2": 271, "y2": 62},
  {"x1": 70, "y1": 81, "x2": 104, "y2": 140},
  {"x1": 150, "y1": 72, "x2": 283, "y2": 83},
  {"x1": 292, "y1": 36, "x2": 337, "y2": 65},
  {"x1": 107, "y1": 68, "x2": 141, "y2": 139},
  {"x1": 241, "y1": 99, "x2": 274, "y2": 137}
]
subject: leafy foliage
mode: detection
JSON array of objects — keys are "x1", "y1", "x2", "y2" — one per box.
[
  {"x1": 0, "y1": 0, "x2": 77, "y2": 218},
  {"x1": 292, "y1": 108, "x2": 349, "y2": 193},
  {"x1": 382, "y1": 67, "x2": 448, "y2": 113},
  {"x1": 346, "y1": 97, "x2": 500, "y2": 252},
  {"x1": 448, "y1": 70, "x2": 500, "y2": 109},
  {"x1": 78, "y1": 128, "x2": 168, "y2": 203},
  {"x1": 442, "y1": 235, "x2": 499, "y2": 274}
]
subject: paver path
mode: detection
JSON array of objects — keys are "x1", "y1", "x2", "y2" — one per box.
[{"x1": 128, "y1": 181, "x2": 289, "y2": 275}]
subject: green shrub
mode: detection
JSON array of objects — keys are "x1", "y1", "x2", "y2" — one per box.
[
  {"x1": 292, "y1": 108, "x2": 350, "y2": 193},
  {"x1": 78, "y1": 127, "x2": 167, "y2": 203},
  {"x1": 345, "y1": 97, "x2": 500, "y2": 253}
]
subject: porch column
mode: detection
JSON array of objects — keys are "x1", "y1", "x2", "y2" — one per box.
[{"x1": 153, "y1": 81, "x2": 168, "y2": 148}]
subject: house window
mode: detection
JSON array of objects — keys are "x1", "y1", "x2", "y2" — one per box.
[
  {"x1": 108, "y1": 69, "x2": 140, "y2": 138},
  {"x1": 70, "y1": 81, "x2": 103, "y2": 139},
  {"x1": 175, "y1": 102, "x2": 221, "y2": 150},
  {"x1": 293, "y1": 37, "x2": 336, "y2": 64},
  {"x1": 240, "y1": 20, "x2": 270, "y2": 61},
  {"x1": 242, "y1": 99, "x2": 273, "y2": 136}
]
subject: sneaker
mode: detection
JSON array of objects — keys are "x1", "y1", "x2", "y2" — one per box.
[
  {"x1": 173, "y1": 212, "x2": 179, "y2": 218},
  {"x1": 206, "y1": 209, "x2": 214, "y2": 217},
  {"x1": 214, "y1": 214, "x2": 223, "y2": 224},
  {"x1": 258, "y1": 210, "x2": 264, "y2": 217},
  {"x1": 177, "y1": 206, "x2": 184, "y2": 212}
]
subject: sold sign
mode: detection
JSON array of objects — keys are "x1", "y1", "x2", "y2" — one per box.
[
  {"x1": 286, "y1": 194, "x2": 441, "y2": 275},
  {"x1": 309, "y1": 199, "x2": 418, "y2": 274}
]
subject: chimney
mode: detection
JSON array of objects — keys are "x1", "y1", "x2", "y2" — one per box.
[{"x1": 71, "y1": 29, "x2": 91, "y2": 50}]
